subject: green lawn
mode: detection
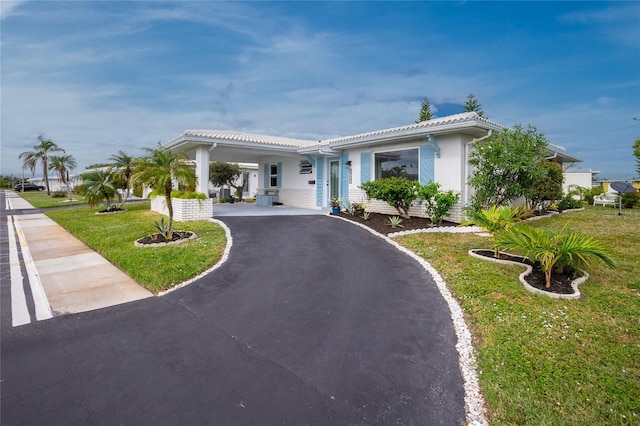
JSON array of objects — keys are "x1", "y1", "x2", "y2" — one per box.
[
  {"x1": 45, "y1": 202, "x2": 227, "y2": 293},
  {"x1": 397, "y1": 206, "x2": 639, "y2": 425},
  {"x1": 16, "y1": 190, "x2": 85, "y2": 208}
]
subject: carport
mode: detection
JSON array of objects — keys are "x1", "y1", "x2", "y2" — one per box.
[{"x1": 164, "y1": 130, "x2": 317, "y2": 198}]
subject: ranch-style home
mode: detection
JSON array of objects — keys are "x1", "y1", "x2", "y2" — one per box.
[{"x1": 165, "y1": 112, "x2": 580, "y2": 222}]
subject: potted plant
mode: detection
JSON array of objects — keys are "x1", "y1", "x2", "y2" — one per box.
[{"x1": 330, "y1": 197, "x2": 341, "y2": 214}]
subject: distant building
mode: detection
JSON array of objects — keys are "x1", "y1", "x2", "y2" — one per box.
[{"x1": 563, "y1": 169, "x2": 599, "y2": 194}]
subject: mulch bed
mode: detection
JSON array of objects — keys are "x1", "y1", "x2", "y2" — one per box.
[
  {"x1": 473, "y1": 250, "x2": 579, "y2": 295},
  {"x1": 335, "y1": 212, "x2": 457, "y2": 234},
  {"x1": 335, "y1": 210, "x2": 580, "y2": 296},
  {"x1": 136, "y1": 231, "x2": 195, "y2": 246}
]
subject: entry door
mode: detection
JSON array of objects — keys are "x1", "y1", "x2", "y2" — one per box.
[{"x1": 329, "y1": 160, "x2": 340, "y2": 201}]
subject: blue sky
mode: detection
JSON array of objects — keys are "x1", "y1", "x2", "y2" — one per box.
[{"x1": 2, "y1": 1, "x2": 639, "y2": 180}]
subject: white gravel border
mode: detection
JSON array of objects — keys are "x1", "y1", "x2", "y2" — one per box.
[
  {"x1": 331, "y1": 214, "x2": 488, "y2": 426},
  {"x1": 158, "y1": 219, "x2": 233, "y2": 296}
]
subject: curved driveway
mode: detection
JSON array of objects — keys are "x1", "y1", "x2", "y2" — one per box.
[{"x1": 2, "y1": 215, "x2": 464, "y2": 425}]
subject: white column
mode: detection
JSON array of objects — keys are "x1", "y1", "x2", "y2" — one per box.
[{"x1": 195, "y1": 146, "x2": 210, "y2": 197}]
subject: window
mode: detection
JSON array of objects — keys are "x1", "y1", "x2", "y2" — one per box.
[
  {"x1": 269, "y1": 164, "x2": 278, "y2": 187},
  {"x1": 374, "y1": 148, "x2": 419, "y2": 181}
]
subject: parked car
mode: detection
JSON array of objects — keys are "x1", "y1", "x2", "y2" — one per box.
[{"x1": 14, "y1": 183, "x2": 45, "y2": 192}]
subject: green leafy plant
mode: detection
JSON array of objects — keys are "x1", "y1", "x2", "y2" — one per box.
[
  {"x1": 361, "y1": 211, "x2": 371, "y2": 221},
  {"x1": 360, "y1": 177, "x2": 419, "y2": 219},
  {"x1": 495, "y1": 224, "x2": 615, "y2": 288},
  {"x1": 468, "y1": 124, "x2": 549, "y2": 210},
  {"x1": 557, "y1": 195, "x2": 583, "y2": 211},
  {"x1": 330, "y1": 197, "x2": 341, "y2": 208},
  {"x1": 419, "y1": 182, "x2": 460, "y2": 225},
  {"x1": 583, "y1": 186, "x2": 604, "y2": 205},
  {"x1": 621, "y1": 192, "x2": 640, "y2": 208},
  {"x1": 386, "y1": 215, "x2": 404, "y2": 229},
  {"x1": 461, "y1": 205, "x2": 522, "y2": 258},
  {"x1": 351, "y1": 199, "x2": 368, "y2": 216}
]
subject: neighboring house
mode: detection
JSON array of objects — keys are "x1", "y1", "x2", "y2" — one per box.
[
  {"x1": 596, "y1": 179, "x2": 640, "y2": 193},
  {"x1": 30, "y1": 175, "x2": 80, "y2": 192},
  {"x1": 563, "y1": 169, "x2": 599, "y2": 194},
  {"x1": 164, "y1": 112, "x2": 581, "y2": 222}
]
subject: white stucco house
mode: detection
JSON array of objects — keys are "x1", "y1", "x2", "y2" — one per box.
[
  {"x1": 562, "y1": 169, "x2": 599, "y2": 195},
  {"x1": 164, "y1": 112, "x2": 581, "y2": 222}
]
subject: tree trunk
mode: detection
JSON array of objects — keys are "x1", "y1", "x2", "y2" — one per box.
[
  {"x1": 165, "y1": 183, "x2": 174, "y2": 238},
  {"x1": 545, "y1": 270, "x2": 552, "y2": 288}
]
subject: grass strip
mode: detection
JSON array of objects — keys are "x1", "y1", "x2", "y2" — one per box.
[
  {"x1": 45, "y1": 202, "x2": 227, "y2": 293},
  {"x1": 397, "y1": 206, "x2": 639, "y2": 425},
  {"x1": 16, "y1": 190, "x2": 85, "y2": 208}
]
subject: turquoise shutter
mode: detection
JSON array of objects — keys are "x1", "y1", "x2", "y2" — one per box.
[
  {"x1": 316, "y1": 157, "x2": 324, "y2": 206},
  {"x1": 276, "y1": 162, "x2": 282, "y2": 188},
  {"x1": 263, "y1": 164, "x2": 269, "y2": 188},
  {"x1": 420, "y1": 145, "x2": 435, "y2": 184},
  {"x1": 360, "y1": 152, "x2": 371, "y2": 183}
]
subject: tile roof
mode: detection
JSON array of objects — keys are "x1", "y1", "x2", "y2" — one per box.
[
  {"x1": 182, "y1": 130, "x2": 316, "y2": 147},
  {"x1": 319, "y1": 112, "x2": 503, "y2": 146}
]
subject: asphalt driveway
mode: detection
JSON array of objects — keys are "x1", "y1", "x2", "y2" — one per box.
[{"x1": 1, "y1": 215, "x2": 465, "y2": 425}]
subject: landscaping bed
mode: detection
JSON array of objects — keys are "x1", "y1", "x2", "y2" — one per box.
[{"x1": 335, "y1": 211, "x2": 457, "y2": 234}]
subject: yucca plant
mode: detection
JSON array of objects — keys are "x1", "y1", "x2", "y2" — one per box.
[
  {"x1": 461, "y1": 205, "x2": 523, "y2": 257},
  {"x1": 386, "y1": 215, "x2": 404, "y2": 229},
  {"x1": 495, "y1": 224, "x2": 615, "y2": 288}
]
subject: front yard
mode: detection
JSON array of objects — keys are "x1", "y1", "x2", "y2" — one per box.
[
  {"x1": 22, "y1": 190, "x2": 640, "y2": 424},
  {"x1": 397, "y1": 206, "x2": 639, "y2": 425}
]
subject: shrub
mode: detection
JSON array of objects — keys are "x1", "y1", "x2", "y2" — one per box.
[
  {"x1": 557, "y1": 195, "x2": 583, "y2": 211},
  {"x1": 360, "y1": 178, "x2": 419, "y2": 219},
  {"x1": 419, "y1": 182, "x2": 459, "y2": 225},
  {"x1": 621, "y1": 192, "x2": 640, "y2": 208},
  {"x1": 584, "y1": 186, "x2": 604, "y2": 205}
]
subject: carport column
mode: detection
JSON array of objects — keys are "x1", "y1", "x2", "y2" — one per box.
[{"x1": 195, "y1": 146, "x2": 210, "y2": 197}]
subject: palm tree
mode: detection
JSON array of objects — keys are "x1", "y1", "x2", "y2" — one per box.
[
  {"x1": 49, "y1": 154, "x2": 77, "y2": 200},
  {"x1": 133, "y1": 144, "x2": 197, "y2": 238},
  {"x1": 462, "y1": 205, "x2": 522, "y2": 258},
  {"x1": 19, "y1": 136, "x2": 64, "y2": 195},
  {"x1": 110, "y1": 150, "x2": 135, "y2": 209},
  {"x1": 495, "y1": 224, "x2": 615, "y2": 288},
  {"x1": 82, "y1": 169, "x2": 118, "y2": 211}
]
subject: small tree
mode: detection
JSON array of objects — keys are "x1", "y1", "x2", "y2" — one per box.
[
  {"x1": 419, "y1": 182, "x2": 460, "y2": 225},
  {"x1": 110, "y1": 151, "x2": 136, "y2": 209},
  {"x1": 209, "y1": 162, "x2": 245, "y2": 201},
  {"x1": 468, "y1": 124, "x2": 548, "y2": 210},
  {"x1": 19, "y1": 136, "x2": 65, "y2": 195},
  {"x1": 82, "y1": 169, "x2": 119, "y2": 211},
  {"x1": 133, "y1": 144, "x2": 197, "y2": 239},
  {"x1": 464, "y1": 93, "x2": 484, "y2": 117},
  {"x1": 49, "y1": 154, "x2": 77, "y2": 200},
  {"x1": 416, "y1": 97, "x2": 434, "y2": 123},
  {"x1": 496, "y1": 224, "x2": 615, "y2": 288},
  {"x1": 360, "y1": 177, "x2": 420, "y2": 219}
]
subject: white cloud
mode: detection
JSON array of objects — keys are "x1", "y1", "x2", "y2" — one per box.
[{"x1": 0, "y1": 0, "x2": 27, "y2": 20}]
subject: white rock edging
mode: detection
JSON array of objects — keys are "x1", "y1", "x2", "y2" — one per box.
[
  {"x1": 158, "y1": 219, "x2": 233, "y2": 296},
  {"x1": 332, "y1": 215, "x2": 488, "y2": 426},
  {"x1": 468, "y1": 249, "x2": 587, "y2": 300},
  {"x1": 389, "y1": 225, "x2": 483, "y2": 238}
]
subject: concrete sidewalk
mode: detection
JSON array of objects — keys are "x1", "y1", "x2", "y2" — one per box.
[{"x1": 6, "y1": 193, "x2": 152, "y2": 317}]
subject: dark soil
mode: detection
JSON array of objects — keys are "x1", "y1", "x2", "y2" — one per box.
[
  {"x1": 136, "y1": 231, "x2": 194, "y2": 245},
  {"x1": 473, "y1": 250, "x2": 579, "y2": 295},
  {"x1": 97, "y1": 207, "x2": 126, "y2": 214},
  {"x1": 335, "y1": 212, "x2": 458, "y2": 234}
]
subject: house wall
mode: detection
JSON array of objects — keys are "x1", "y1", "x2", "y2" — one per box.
[
  {"x1": 256, "y1": 133, "x2": 479, "y2": 222},
  {"x1": 259, "y1": 156, "x2": 319, "y2": 209},
  {"x1": 151, "y1": 196, "x2": 214, "y2": 221},
  {"x1": 563, "y1": 172, "x2": 593, "y2": 194}
]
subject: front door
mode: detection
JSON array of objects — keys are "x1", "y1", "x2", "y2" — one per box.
[{"x1": 329, "y1": 160, "x2": 340, "y2": 202}]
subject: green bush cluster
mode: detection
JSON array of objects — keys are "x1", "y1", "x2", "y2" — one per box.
[
  {"x1": 359, "y1": 177, "x2": 459, "y2": 223},
  {"x1": 557, "y1": 195, "x2": 583, "y2": 211},
  {"x1": 621, "y1": 192, "x2": 640, "y2": 208}
]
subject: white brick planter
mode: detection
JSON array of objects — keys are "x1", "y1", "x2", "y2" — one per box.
[{"x1": 150, "y1": 196, "x2": 213, "y2": 222}]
